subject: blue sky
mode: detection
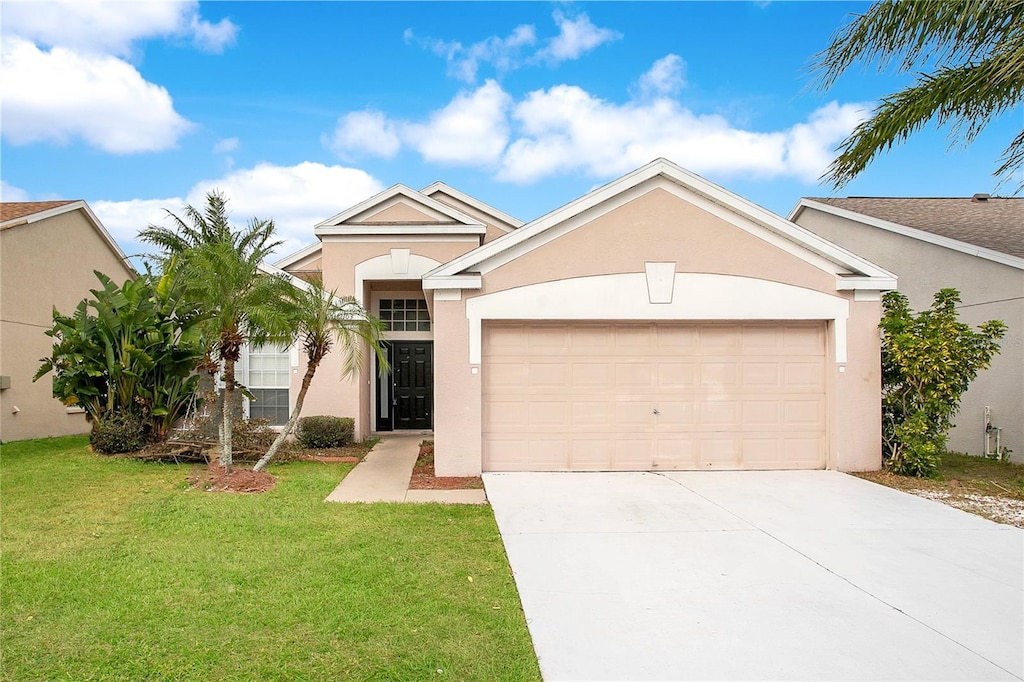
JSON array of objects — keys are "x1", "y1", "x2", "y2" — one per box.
[{"x1": 1, "y1": 1, "x2": 1019, "y2": 260}]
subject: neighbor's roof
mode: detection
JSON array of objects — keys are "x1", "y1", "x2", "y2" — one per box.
[
  {"x1": 805, "y1": 197, "x2": 1024, "y2": 259},
  {"x1": 0, "y1": 200, "x2": 78, "y2": 226}
]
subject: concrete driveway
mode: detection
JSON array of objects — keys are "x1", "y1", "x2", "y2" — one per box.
[{"x1": 484, "y1": 471, "x2": 1024, "y2": 681}]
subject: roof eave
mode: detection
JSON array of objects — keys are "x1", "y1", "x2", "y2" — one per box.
[{"x1": 792, "y1": 199, "x2": 1024, "y2": 271}]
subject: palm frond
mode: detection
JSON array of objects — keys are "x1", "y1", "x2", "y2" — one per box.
[{"x1": 825, "y1": 53, "x2": 1024, "y2": 188}]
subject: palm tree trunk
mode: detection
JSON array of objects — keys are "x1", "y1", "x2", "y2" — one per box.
[
  {"x1": 221, "y1": 357, "x2": 235, "y2": 471},
  {"x1": 252, "y1": 358, "x2": 320, "y2": 472}
]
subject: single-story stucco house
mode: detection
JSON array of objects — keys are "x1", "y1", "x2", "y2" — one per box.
[
  {"x1": 0, "y1": 200, "x2": 136, "y2": 442},
  {"x1": 257, "y1": 159, "x2": 896, "y2": 476},
  {"x1": 791, "y1": 195, "x2": 1023, "y2": 463}
]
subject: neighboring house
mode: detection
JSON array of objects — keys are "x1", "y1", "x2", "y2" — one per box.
[
  {"x1": 0, "y1": 201, "x2": 136, "y2": 442},
  {"x1": 790, "y1": 196, "x2": 1023, "y2": 463},
  {"x1": 269, "y1": 159, "x2": 895, "y2": 475}
]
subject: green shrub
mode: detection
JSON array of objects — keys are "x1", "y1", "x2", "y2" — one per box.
[
  {"x1": 90, "y1": 412, "x2": 146, "y2": 454},
  {"x1": 297, "y1": 416, "x2": 354, "y2": 449},
  {"x1": 880, "y1": 289, "x2": 1005, "y2": 477},
  {"x1": 887, "y1": 411, "x2": 944, "y2": 477}
]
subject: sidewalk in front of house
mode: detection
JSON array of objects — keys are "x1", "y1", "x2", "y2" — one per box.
[{"x1": 324, "y1": 433, "x2": 487, "y2": 504}]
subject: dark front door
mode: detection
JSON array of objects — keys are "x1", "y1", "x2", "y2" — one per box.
[{"x1": 378, "y1": 341, "x2": 432, "y2": 430}]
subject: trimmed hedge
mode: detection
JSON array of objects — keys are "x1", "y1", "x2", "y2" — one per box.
[{"x1": 297, "y1": 416, "x2": 354, "y2": 449}]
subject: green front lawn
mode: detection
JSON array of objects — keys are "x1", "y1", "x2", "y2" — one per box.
[{"x1": 0, "y1": 437, "x2": 540, "y2": 681}]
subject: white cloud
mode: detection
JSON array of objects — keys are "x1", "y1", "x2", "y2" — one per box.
[
  {"x1": 90, "y1": 197, "x2": 181, "y2": 257},
  {"x1": 407, "y1": 25, "x2": 536, "y2": 83},
  {"x1": 327, "y1": 58, "x2": 866, "y2": 186},
  {"x1": 408, "y1": 11, "x2": 618, "y2": 83},
  {"x1": 403, "y1": 81, "x2": 511, "y2": 165},
  {"x1": 535, "y1": 11, "x2": 621, "y2": 64},
  {"x1": 0, "y1": 1, "x2": 237, "y2": 155},
  {"x1": 213, "y1": 137, "x2": 240, "y2": 154},
  {"x1": 328, "y1": 81, "x2": 511, "y2": 167},
  {"x1": 638, "y1": 55, "x2": 686, "y2": 98},
  {"x1": 0, "y1": 0, "x2": 237, "y2": 56},
  {"x1": 325, "y1": 110, "x2": 401, "y2": 158},
  {"x1": 500, "y1": 85, "x2": 868, "y2": 183},
  {"x1": 785, "y1": 102, "x2": 871, "y2": 181},
  {"x1": 0, "y1": 180, "x2": 31, "y2": 203},
  {"x1": 0, "y1": 38, "x2": 193, "y2": 153},
  {"x1": 92, "y1": 162, "x2": 384, "y2": 259}
]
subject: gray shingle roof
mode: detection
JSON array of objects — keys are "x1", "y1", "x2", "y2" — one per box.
[{"x1": 808, "y1": 197, "x2": 1023, "y2": 259}]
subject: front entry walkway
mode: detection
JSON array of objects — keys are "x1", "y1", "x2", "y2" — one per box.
[
  {"x1": 325, "y1": 433, "x2": 486, "y2": 504},
  {"x1": 485, "y1": 470, "x2": 1024, "y2": 681}
]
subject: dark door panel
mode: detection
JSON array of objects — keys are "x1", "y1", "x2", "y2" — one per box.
[{"x1": 391, "y1": 341, "x2": 432, "y2": 430}]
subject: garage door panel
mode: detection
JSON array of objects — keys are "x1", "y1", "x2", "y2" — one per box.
[
  {"x1": 700, "y1": 400, "x2": 740, "y2": 425},
  {"x1": 614, "y1": 401, "x2": 655, "y2": 427},
  {"x1": 785, "y1": 438, "x2": 825, "y2": 466},
  {"x1": 571, "y1": 440, "x2": 614, "y2": 470},
  {"x1": 483, "y1": 322, "x2": 827, "y2": 471},
  {"x1": 656, "y1": 326, "x2": 698, "y2": 349},
  {"x1": 571, "y1": 401, "x2": 612, "y2": 425},
  {"x1": 699, "y1": 326, "x2": 742, "y2": 351},
  {"x1": 488, "y1": 362, "x2": 529, "y2": 388},
  {"x1": 784, "y1": 362, "x2": 825, "y2": 389},
  {"x1": 528, "y1": 325, "x2": 571, "y2": 349},
  {"x1": 614, "y1": 439, "x2": 655, "y2": 468},
  {"x1": 657, "y1": 362, "x2": 699, "y2": 389},
  {"x1": 700, "y1": 361, "x2": 741, "y2": 387},
  {"x1": 742, "y1": 401, "x2": 782, "y2": 425},
  {"x1": 572, "y1": 363, "x2": 613, "y2": 386},
  {"x1": 654, "y1": 439, "x2": 698, "y2": 469},
  {"x1": 699, "y1": 438, "x2": 740, "y2": 467},
  {"x1": 784, "y1": 400, "x2": 825, "y2": 426},
  {"x1": 742, "y1": 362, "x2": 781, "y2": 386},
  {"x1": 655, "y1": 401, "x2": 696, "y2": 426}
]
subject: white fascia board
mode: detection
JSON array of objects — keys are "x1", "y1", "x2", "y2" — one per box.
[
  {"x1": 420, "y1": 181, "x2": 524, "y2": 229},
  {"x1": 835, "y1": 275, "x2": 898, "y2": 291},
  {"x1": 314, "y1": 183, "x2": 486, "y2": 231},
  {"x1": 4, "y1": 201, "x2": 137, "y2": 275},
  {"x1": 257, "y1": 261, "x2": 314, "y2": 292},
  {"x1": 427, "y1": 158, "x2": 896, "y2": 284},
  {"x1": 321, "y1": 235, "x2": 480, "y2": 244},
  {"x1": 421, "y1": 275, "x2": 481, "y2": 290},
  {"x1": 274, "y1": 241, "x2": 322, "y2": 269},
  {"x1": 316, "y1": 224, "x2": 486, "y2": 237},
  {"x1": 791, "y1": 199, "x2": 1024, "y2": 271}
]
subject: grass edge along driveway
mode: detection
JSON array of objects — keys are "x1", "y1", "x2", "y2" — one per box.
[{"x1": 0, "y1": 436, "x2": 540, "y2": 682}]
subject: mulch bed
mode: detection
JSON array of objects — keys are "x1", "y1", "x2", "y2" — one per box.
[
  {"x1": 408, "y1": 441, "x2": 484, "y2": 490},
  {"x1": 188, "y1": 462, "x2": 277, "y2": 494}
]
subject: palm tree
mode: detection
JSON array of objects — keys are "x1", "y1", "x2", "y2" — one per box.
[
  {"x1": 812, "y1": 1, "x2": 1024, "y2": 189},
  {"x1": 252, "y1": 275, "x2": 388, "y2": 472},
  {"x1": 140, "y1": 191, "x2": 295, "y2": 470}
]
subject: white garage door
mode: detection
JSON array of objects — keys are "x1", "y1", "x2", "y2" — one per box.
[{"x1": 482, "y1": 322, "x2": 827, "y2": 471}]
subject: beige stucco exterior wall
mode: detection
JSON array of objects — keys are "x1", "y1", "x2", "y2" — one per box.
[
  {"x1": 289, "y1": 238, "x2": 482, "y2": 440},
  {"x1": 483, "y1": 188, "x2": 837, "y2": 296},
  {"x1": 0, "y1": 210, "x2": 135, "y2": 441},
  {"x1": 432, "y1": 294, "x2": 480, "y2": 476},
  {"x1": 834, "y1": 296, "x2": 885, "y2": 470},
  {"x1": 795, "y1": 208, "x2": 1024, "y2": 462},
  {"x1": 432, "y1": 188, "x2": 884, "y2": 475},
  {"x1": 360, "y1": 202, "x2": 439, "y2": 223}
]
